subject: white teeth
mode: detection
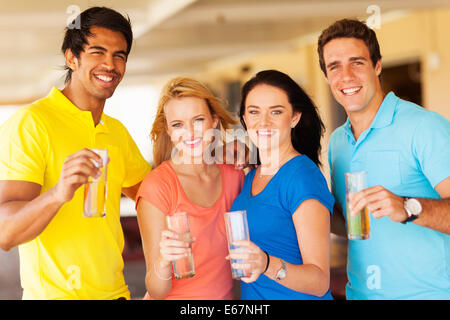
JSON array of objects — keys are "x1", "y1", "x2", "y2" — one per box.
[
  {"x1": 184, "y1": 138, "x2": 202, "y2": 145},
  {"x1": 96, "y1": 75, "x2": 113, "y2": 82},
  {"x1": 257, "y1": 130, "x2": 272, "y2": 136},
  {"x1": 342, "y1": 87, "x2": 361, "y2": 95}
]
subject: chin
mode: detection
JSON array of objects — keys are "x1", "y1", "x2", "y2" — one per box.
[{"x1": 91, "y1": 88, "x2": 117, "y2": 100}]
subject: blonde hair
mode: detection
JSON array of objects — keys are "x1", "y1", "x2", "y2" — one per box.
[{"x1": 151, "y1": 77, "x2": 237, "y2": 167}]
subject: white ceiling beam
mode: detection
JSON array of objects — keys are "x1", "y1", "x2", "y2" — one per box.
[
  {"x1": 162, "y1": 0, "x2": 450, "y2": 27},
  {"x1": 132, "y1": 0, "x2": 199, "y2": 38}
]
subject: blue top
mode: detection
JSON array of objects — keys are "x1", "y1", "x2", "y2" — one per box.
[
  {"x1": 329, "y1": 92, "x2": 450, "y2": 300},
  {"x1": 230, "y1": 155, "x2": 335, "y2": 300}
]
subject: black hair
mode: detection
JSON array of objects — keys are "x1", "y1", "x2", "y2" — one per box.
[
  {"x1": 61, "y1": 6, "x2": 133, "y2": 83},
  {"x1": 239, "y1": 70, "x2": 325, "y2": 166}
]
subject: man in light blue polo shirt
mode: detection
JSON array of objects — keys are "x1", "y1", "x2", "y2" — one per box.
[{"x1": 317, "y1": 19, "x2": 450, "y2": 299}]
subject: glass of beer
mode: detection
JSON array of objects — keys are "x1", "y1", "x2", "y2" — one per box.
[
  {"x1": 166, "y1": 212, "x2": 195, "y2": 279},
  {"x1": 224, "y1": 210, "x2": 251, "y2": 279},
  {"x1": 84, "y1": 149, "x2": 108, "y2": 218},
  {"x1": 345, "y1": 171, "x2": 370, "y2": 240}
]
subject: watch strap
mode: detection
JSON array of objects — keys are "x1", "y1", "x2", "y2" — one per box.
[{"x1": 402, "y1": 197, "x2": 418, "y2": 224}]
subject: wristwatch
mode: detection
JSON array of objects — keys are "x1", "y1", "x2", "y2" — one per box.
[
  {"x1": 402, "y1": 197, "x2": 422, "y2": 224},
  {"x1": 275, "y1": 259, "x2": 287, "y2": 281}
]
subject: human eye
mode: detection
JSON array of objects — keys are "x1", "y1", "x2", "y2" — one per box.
[
  {"x1": 271, "y1": 110, "x2": 282, "y2": 115},
  {"x1": 328, "y1": 64, "x2": 339, "y2": 72},
  {"x1": 114, "y1": 54, "x2": 126, "y2": 60},
  {"x1": 171, "y1": 122, "x2": 182, "y2": 128},
  {"x1": 194, "y1": 117, "x2": 205, "y2": 122}
]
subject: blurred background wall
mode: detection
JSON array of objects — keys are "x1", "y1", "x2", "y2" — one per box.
[{"x1": 1, "y1": 0, "x2": 449, "y2": 300}]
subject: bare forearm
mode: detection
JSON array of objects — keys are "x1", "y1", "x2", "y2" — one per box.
[
  {"x1": 0, "y1": 187, "x2": 63, "y2": 250},
  {"x1": 264, "y1": 257, "x2": 330, "y2": 297},
  {"x1": 145, "y1": 259, "x2": 173, "y2": 299},
  {"x1": 413, "y1": 198, "x2": 450, "y2": 234}
]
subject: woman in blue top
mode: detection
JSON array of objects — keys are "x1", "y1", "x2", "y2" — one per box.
[{"x1": 228, "y1": 70, "x2": 334, "y2": 300}]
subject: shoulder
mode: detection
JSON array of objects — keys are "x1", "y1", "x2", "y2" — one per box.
[
  {"x1": 103, "y1": 114, "x2": 130, "y2": 134},
  {"x1": 285, "y1": 156, "x2": 331, "y2": 192},
  {"x1": 329, "y1": 124, "x2": 348, "y2": 148},
  {"x1": 285, "y1": 155, "x2": 322, "y2": 177},
  {"x1": 0, "y1": 103, "x2": 48, "y2": 136},
  {"x1": 279, "y1": 156, "x2": 334, "y2": 213},
  {"x1": 395, "y1": 97, "x2": 448, "y2": 128},
  {"x1": 218, "y1": 164, "x2": 245, "y2": 193},
  {"x1": 141, "y1": 161, "x2": 173, "y2": 186},
  {"x1": 218, "y1": 164, "x2": 245, "y2": 180}
]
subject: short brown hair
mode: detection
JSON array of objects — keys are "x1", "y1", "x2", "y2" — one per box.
[{"x1": 317, "y1": 19, "x2": 382, "y2": 75}]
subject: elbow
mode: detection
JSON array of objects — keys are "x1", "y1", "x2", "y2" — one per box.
[
  {"x1": 0, "y1": 224, "x2": 14, "y2": 251},
  {"x1": 314, "y1": 283, "x2": 330, "y2": 298},
  {"x1": 0, "y1": 235, "x2": 14, "y2": 252},
  {"x1": 307, "y1": 269, "x2": 330, "y2": 298}
]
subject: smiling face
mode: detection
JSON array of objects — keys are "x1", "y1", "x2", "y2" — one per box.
[
  {"x1": 243, "y1": 84, "x2": 300, "y2": 152},
  {"x1": 164, "y1": 96, "x2": 219, "y2": 162},
  {"x1": 65, "y1": 26, "x2": 127, "y2": 105},
  {"x1": 323, "y1": 37, "x2": 383, "y2": 115}
]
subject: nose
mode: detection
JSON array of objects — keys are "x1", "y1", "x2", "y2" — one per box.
[
  {"x1": 260, "y1": 110, "x2": 270, "y2": 126},
  {"x1": 341, "y1": 64, "x2": 354, "y2": 81},
  {"x1": 101, "y1": 53, "x2": 115, "y2": 71}
]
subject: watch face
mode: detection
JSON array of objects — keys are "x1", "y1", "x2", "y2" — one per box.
[
  {"x1": 406, "y1": 198, "x2": 422, "y2": 216},
  {"x1": 276, "y1": 260, "x2": 287, "y2": 280}
]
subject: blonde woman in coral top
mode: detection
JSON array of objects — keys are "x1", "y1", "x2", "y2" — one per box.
[{"x1": 136, "y1": 77, "x2": 244, "y2": 299}]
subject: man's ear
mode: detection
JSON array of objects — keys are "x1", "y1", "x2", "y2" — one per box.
[
  {"x1": 64, "y1": 49, "x2": 78, "y2": 72},
  {"x1": 375, "y1": 59, "x2": 382, "y2": 76},
  {"x1": 323, "y1": 70, "x2": 330, "y2": 84}
]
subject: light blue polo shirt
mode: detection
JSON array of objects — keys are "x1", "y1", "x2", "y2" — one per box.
[{"x1": 328, "y1": 92, "x2": 450, "y2": 300}]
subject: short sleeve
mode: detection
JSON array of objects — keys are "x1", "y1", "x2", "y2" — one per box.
[
  {"x1": 0, "y1": 108, "x2": 48, "y2": 185},
  {"x1": 412, "y1": 112, "x2": 450, "y2": 188},
  {"x1": 121, "y1": 126, "x2": 152, "y2": 188},
  {"x1": 135, "y1": 170, "x2": 172, "y2": 215},
  {"x1": 282, "y1": 158, "x2": 335, "y2": 216}
]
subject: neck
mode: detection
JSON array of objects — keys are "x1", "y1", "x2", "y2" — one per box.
[
  {"x1": 348, "y1": 90, "x2": 385, "y2": 140},
  {"x1": 170, "y1": 158, "x2": 216, "y2": 177},
  {"x1": 258, "y1": 142, "x2": 298, "y2": 176},
  {"x1": 61, "y1": 82, "x2": 105, "y2": 126}
]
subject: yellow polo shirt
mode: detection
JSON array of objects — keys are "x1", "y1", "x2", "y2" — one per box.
[{"x1": 0, "y1": 87, "x2": 151, "y2": 299}]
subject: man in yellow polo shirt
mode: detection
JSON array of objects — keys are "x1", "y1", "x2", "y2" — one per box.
[{"x1": 0, "y1": 7, "x2": 151, "y2": 299}]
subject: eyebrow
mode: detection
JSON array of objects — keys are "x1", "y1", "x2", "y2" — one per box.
[
  {"x1": 326, "y1": 56, "x2": 368, "y2": 69},
  {"x1": 247, "y1": 105, "x2": 286, "y2": 109},
  {"x1": 168, "y1": 114, "x2": 207, "y2": 124},
  {"x1": 87, "y1": 46, "x2": 127, "y2": 56}
]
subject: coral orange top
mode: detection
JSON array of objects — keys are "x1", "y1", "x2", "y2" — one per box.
[{"x1": 136, "y1": 161, "x2": 244, "y2": 300}]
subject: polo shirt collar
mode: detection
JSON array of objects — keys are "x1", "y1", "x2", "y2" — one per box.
[
  {"x1": 343, "y1": 91, "x2": 398, "y2": 137},
  {"x1": 369, "y1": 91, "x2": 397, "y2": 129},
  {"x1": 47, "y1": 87, "x2": 109, "y2": 132}
]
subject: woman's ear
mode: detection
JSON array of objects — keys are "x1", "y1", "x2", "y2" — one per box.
[
  {"x1": 291, "y1": 112, "x2": 302, "y2": 128},
  {"x1": 212, "y1": 114, "x2": 220, "y2": 129}
]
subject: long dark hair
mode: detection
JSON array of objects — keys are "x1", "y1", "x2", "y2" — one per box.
[
  {"x1": 61, "y1": 7, "x2": 133, "y2": 84},
  {"x1": 239, "y1": 70, "x2": 325, "y2": 166}
]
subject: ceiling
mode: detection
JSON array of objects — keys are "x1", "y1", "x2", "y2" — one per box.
[{"x1": 1, "y1": 0, "x2": 450, "y2": 104}]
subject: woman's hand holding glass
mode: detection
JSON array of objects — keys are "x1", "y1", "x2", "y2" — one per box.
[
  {"x1": 158, "y1": 230, "x2": 195, "y2": 267},
  {"x1": 226, "y1": 240, "x2": 268, "y2": 283}
]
